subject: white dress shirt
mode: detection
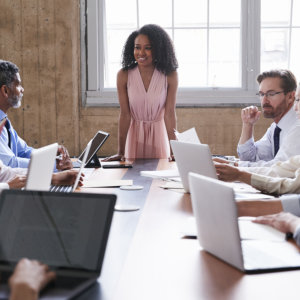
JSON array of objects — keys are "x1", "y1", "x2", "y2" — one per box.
[
  {"x1": 238, "y1": 107, "x2": 300, "y2": 167},
  {"x1": 0, "y1": 160, "x2": 27, "y2": 191},
  {"x1": 245, "y1": 155, "x2": 300, "y2": 194}
]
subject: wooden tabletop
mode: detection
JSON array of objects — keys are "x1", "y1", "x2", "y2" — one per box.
[{"x1": 76, "y1": 159, "x2": 300, "y2": 300}]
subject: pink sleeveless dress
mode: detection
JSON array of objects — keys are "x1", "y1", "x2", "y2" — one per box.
[{"x1": 125, "y1": 67, "x2": 170, "y2": 159}]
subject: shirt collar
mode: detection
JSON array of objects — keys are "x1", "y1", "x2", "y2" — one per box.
[
  {"x1": 277, "y1": 107, "x2": 298, "y2": 132},
  {"x1": 0, "y1": 109, "x2": 7, "y2": 121}
]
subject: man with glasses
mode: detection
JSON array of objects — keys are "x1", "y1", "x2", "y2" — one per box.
[{"x1": 237, "y1": 69, "x2": 299, "y2": 167}]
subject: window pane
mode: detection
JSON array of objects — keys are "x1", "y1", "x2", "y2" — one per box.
[
  {"x1": 174, "y1": 29, "x2": 207, "y2": 87},
  {"x1": 139, "y1": 0, "x2": 172, "y2": 27},
  {"x1": 260, "y1": 28, "x2": 289, "y2": 71},
  {"x1": 106, "y1": 0, "x2": 137, "y2": 28},
  {"x1": 174, "y1": 0, "x2": 207, "y2": 27},
  {"x1": 292, "y1": 0, "x2": 300, "y2": 26},
  {"x1": 290, "y1": 28, "x2": 300, "y2": 82},
  {"x1": 208, "y1": 29, "x2": 241, "y2": 87},
  {"x1": 209, "y1": 0, "x2": 241, "y2": 27},
  {"x1": 104, "y1": 29, "x2": 132, "y2": 87},
  {"x1": 261, "y1": 0, "x2": 291, "y2": 27}
]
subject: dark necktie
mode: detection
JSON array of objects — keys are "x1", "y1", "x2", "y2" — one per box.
[
  {"x1": 4, "y1": 120, "x2": 11, "y2": 149},
  {"x1": 273, "y1": 126, "x2": 281, "y2": 156}
]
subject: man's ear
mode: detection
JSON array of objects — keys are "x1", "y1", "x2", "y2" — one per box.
[
  {"x1": 0, "y1": 85, "x2": 8, "y2": 97},
  {"x1": 288, "y1": 91, "x2": 296, "y2": 105}
]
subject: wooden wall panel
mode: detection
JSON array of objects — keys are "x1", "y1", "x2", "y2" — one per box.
[
  {"x1": 0, "y1": 0, "x2": 24, "y2": 134},
  {"x1": 0, "y1": 0, "x2": 273, "y2": 157},
  {"x1": 37, "y1": 0, "x2": 57, "y2": 146},
  {"x1": 54, "y1": 0, "x2": 80, "y2": 154},
  {"x1": 21, "y1": 0, "x2": 40, "y2": 147}
]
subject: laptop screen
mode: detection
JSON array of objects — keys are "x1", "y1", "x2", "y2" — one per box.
[{"x1": 0, "y1": 190, "x2": 116, "y2": 272}]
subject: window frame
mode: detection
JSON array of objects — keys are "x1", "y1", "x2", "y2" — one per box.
[{"x1": 81, "y1": 0, "x2": 262, "y2": 107}]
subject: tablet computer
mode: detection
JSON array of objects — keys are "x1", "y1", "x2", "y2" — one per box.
[{"x1": 73, "y1": 130, "x2": 109, "y2": 168}]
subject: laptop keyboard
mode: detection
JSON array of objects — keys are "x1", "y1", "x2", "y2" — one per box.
[
  {"x1": 50, "y1": 185, "x2": 72, "y2": 193},
  {"x1": 242, "y1": 241, "x2": 291, "y2": 269}
]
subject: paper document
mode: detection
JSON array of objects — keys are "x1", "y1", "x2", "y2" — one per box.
[
  {"x1": 160, "y1": 182, "x2": 184, "y2": 189},
  {"x1": 140, "y1": 169, "x2": 180, "y2": 180},
  {"x1": 238, "y1": 217, "x2": 285, "y2": 241},
  {"x1": 174, "y1": 128, "x2": 201, "y2": 144},
  {"x1": 83, "y1": 180, "x2": 133, "y2": 188}
]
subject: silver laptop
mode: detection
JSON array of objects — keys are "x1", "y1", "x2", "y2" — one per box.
[
  {"x1": 0, "y1": 189, "x2": 116, "y2": 299},
  {"x1": 51, "y1": 140, "x2": 92, "y2": 193},
  {"x1": 170, "y1": 140, "x2": 217, "y2": 192},
  {"x1": 189, "y1": 172, "x2": 300, "y2": 273},
  {"x1": 72, "y1": 131, "x2": 109, "y2": 168},
  {"x1": 26, "y1": 143, "x2": 58, "y2": 191}
]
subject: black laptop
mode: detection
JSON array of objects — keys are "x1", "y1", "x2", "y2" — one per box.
[{"x1": 0, "y1": 190, "x2": 116, "y2": 299}]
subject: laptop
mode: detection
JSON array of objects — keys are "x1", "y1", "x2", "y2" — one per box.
[
  {"x1": 170, "y1": 140, "x2": 273, "y2": 199},
  {"x1": 0, "y1": 189, "x2": 116, "y2": 299},
  {"x1": 73, "y1": 131, "x2": 109, "y2": 168},
  {"x1": 51, "y1": 140, "x2": 92, "y2": 193},
  {"x1": 189, "y1": 172, "x2": 300, "y2": 273},
  {"x1": 26, "y1": 143, "x2": 58, "y2": 191},
  {"x1": 170, "y1": 140, "x2": 217, "y2": 193}
]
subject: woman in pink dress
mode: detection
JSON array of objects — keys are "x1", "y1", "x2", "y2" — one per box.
[{"x1": 104, "y1": 24, "x2": 178, "y2": 160}]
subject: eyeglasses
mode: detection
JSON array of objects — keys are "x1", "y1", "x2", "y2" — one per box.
[{"x1": 256, "y1": 91, "x2": 284, "y2": 99}]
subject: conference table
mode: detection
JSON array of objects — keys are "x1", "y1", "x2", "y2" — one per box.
[{"x1": 75, "y1": 159, "x2": 300, "y2": 300}]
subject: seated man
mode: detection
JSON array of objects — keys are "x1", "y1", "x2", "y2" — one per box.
[
  {"x1": 0, "y1": 60, "x2": 71, "y2": 170},
  {"x1": 237, "y1": 69, "x2": 300, "y2": 167},
  {"x1": 214, "y1": 82, "x2": 300, "y2": 195}
]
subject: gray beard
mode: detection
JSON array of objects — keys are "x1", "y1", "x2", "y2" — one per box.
[{"x1": 7, "y1": 94, "x2": 22, "y2": 108}]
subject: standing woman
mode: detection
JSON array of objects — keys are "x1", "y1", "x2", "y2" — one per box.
[{"x1": 104, "y1": 24, "x2": 178, "y2": 160}]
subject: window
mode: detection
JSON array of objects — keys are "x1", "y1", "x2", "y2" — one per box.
[{"x1": 81, "y1": 0, "x2": 300, "y2": 106}]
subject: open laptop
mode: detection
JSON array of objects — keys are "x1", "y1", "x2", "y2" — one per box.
[
  {"x1": 170, "y1": 140, "x2": 217, "y2": 193},
  {"x1": 170, "y1": 140, "x2": 273, "y2": 199},
  {"x1": 0, "y1": 189, "x2": 116, "y2": 299},
  {"x1": 73, "y1": 131, "x2": 109, "y2": 168},
  {"x1": 25, "y1": 143, "x2": 58, "y2": 191},
  {"x1": 189, "y1": 172, "x2": 300, "y2": 273},
  {"x1": 51, "y1": 140, "x2": 92, "y2": 193}
]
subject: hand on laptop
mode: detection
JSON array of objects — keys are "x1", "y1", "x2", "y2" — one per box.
[
  {"x1": 7, "y1": 175, "x2": 27, "y2": 189},
  {"x1": 215, "y1": 163, "x2": 251, "y2": 185},
  {"x1": 56, "y1": 145, "x2": 72, "y2": 170},
  {"x1": 253, "y1": 212, "x2": 300, "y2": 234},
  {"x1": 102, "y1": 154, "x2": 125, "y2": 162},
  {"x1": 51, "y1": 170, "x2": 85, "y2": 186},
  {"x1": 9, "y1": 258, "x2": 56, "y2": 300}
]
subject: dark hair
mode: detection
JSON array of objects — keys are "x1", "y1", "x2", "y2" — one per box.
[
  {"x1": 121, "y1": 24, "x2": 178, "y2": 75},
  {"x1": 0, "y1": 60, "x2": 19, "y2": 89},
  {"x1": 257, "y1": 69, "x2": 297, "y2": 94}
]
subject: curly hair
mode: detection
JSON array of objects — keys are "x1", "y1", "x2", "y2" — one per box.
[
  {"x1": 121, "y1": 24, "x2": 178, "y2": 75},
  {"x1": 0, "y1": 60, "x2": 19, "y2": 88},
  {"x1": 257, "y1": 69, "x2": 297, "y2": 94}
]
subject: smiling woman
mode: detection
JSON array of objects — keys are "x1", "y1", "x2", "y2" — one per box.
[{"x1": 102, "y1": 24, "x2": 178, "y2": 161}]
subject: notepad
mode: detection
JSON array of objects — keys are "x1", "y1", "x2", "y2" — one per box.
[{"x1": 83, "y1": 180, "x2": 133, "y2": 188}]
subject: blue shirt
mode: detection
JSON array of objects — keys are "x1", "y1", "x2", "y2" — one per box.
[{"x1": 0, "y1": 110, "x2": 33, "y2": 168}]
